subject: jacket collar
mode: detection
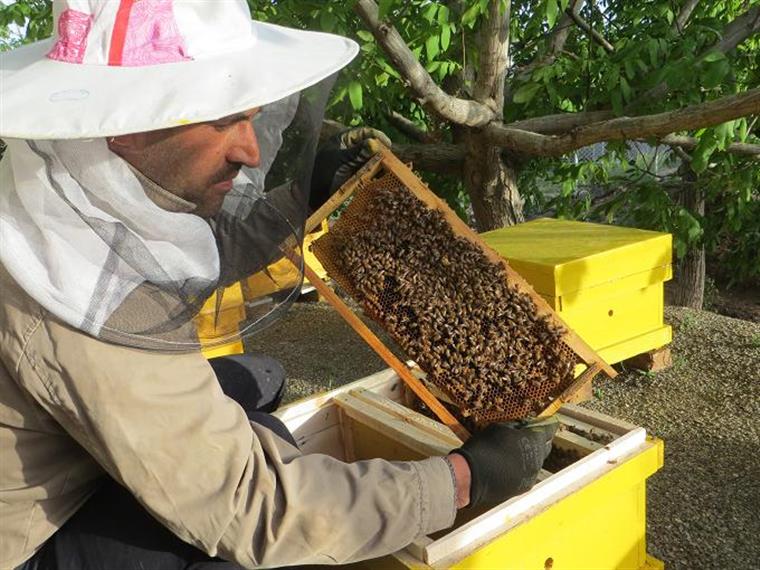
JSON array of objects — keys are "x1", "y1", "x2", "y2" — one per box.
[{"x1": 127, "y1": 163, "x2": 197, "y2": 214}]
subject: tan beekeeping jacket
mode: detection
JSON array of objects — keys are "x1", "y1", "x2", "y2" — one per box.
[{"x1": 0, "y1": 258, "x2": 456, "y2": 567}]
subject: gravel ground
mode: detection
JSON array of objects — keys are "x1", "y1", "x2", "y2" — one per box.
[
  {"x1": 250, "y1": 302, "x2": 760, "y2": 569},
  {"x1": 584, "y1": 307, "x2": 760, "y2": 569}
]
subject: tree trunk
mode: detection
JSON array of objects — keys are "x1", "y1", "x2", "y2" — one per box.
[
  {"x1": 463, "y1": 134, "x2": 524, "y2": 231},
  {"x1": 671, "y1": 242, "x2": 705, "y2": 309},
  {"x1": 669, "y1": 180, "x2": 705, "y2": 309}
]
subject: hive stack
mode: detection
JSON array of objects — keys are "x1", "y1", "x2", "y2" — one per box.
[{"x1": 312, "y1": 169, "x2": 579, "y2": 423}]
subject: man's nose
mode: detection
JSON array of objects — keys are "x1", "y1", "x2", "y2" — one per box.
[{"x1": 228, "y1": 120, "x2": 261, "y2": 168}]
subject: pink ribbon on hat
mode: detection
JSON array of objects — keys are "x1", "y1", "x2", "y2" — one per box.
[
  {"x1": 47, "y1": 9, "x2": 93, "y2": 63},
  {"x1": 48, "y1": 0, "x2": 191, "y2": 66}
]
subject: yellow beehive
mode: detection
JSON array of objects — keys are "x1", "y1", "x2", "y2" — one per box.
[
  {"x1": 481, "y1": 218, "x2": 672, "y2": 365},
  {"x1": 199, "y1": 221, "x2": 330, "y2": 358},
  {"x1": 274, "y1": 368, "x2": 665, "y2": 570}
]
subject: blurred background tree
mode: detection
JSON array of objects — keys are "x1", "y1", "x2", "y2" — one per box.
[{"x1": 2, "y1": 0, "x2": 758, "y2": 309}]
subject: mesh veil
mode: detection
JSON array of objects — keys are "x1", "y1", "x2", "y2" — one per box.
[{"x1": 0, "y1": 75, "x2": 336, "y2": 352}]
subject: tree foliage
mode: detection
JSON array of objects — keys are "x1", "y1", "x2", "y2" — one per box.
[{"x1": 244, "y1": 0, "x2": 760, "y2": 285}]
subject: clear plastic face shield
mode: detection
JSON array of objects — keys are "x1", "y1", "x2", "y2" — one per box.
[{"x1": 0, "y1": 75, "x2": 336, "y2": 352}]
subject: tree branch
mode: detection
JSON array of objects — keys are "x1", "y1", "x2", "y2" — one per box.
[
  {"x1": 393, "y1": 143, "x2": 465, "y2": 173},
  {"x1": 630, "y1": 5, "x2": 760, "y2": 111},
  {"x1": 566, "y1": 4, "x2": 614, "y2": 53},
  {"x1": 549, "y1": 2, "x2": 583, "y2": 55},
  {"x1": 386, "y1": 111, "x2": 437, "y2": 143},
  {"x1": 672, "y1": 0, "x2": 700, "y2": 34},
  {"x1": 670, "y1": 144, "x2": 694, "y2": 164},
  {"x1": 713, "y1": 4, "x2": 760, "y2": 53},
  {"x1": 485, "y1": 88, "x2": 760, "y2": 156},
  {"x1": 473, "y1": 0, "x2": 511, "y2": 113},
  {"x1": 354, "y1": 0, "x2": 494, "y2": 127},
  {"x1": 507, "y1": 110, "x2": 614, "y2": 134},
  {"x1": 660, "y1": 134, "x2": 760, "y2": 159},
  {"x1": 505, "y1": 0, "x2": 583, "y2": 99}
]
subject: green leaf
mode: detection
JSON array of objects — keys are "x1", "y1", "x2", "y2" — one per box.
[
  {"x1": 546, "y1": 81, "x2": 559, "y2": 102},
  {"x1": 624, "y1": 59, "x2": 636, "y2": 80},
  {"x1": 437, "y1": 5, "x2": 450, "y2": 24},
  {"x1": 438, "y1": 61, "x2": 451, "y2": 81},
  {"x1": 691, "y1": 130, "x2": 719, "y2": 173},
  {"x1": 513, "y1": 82, "x2": 542, "y2": 104},
  {"x1": 462, "y1": 3, "x2": 482, "y2": 28},
  {"x1": 714, "y1": 121, "x2": 735, "y2": 150},
  {"x1": 375, "y1": 72, "x2": 390, "y2": 87},
  {"x1": 425, "y1": 34, "x2": 440, "y2": 61},
  {"x1": 675, "y1": 240, "x2": 687, "y2": 259},
  {"x1": 702, "y1": 50, "x2": 726, "y2": 63},
  {"x1": 546, "y1": 0, "x2": 559, "y2": 28},
  {"x1": 665, "y1": 65, "x2": 689, "y2": 90},
  {"x1": 378, "y1": 0, "x2": 395, "y2": 20},
  {"x1": 606, "y1": 65, "x2": 621, "y2": 91},
  {"x1": 620, "y1": 76, "x2": 632, "y2": 102},
  {"x1": 611, "y1": 91, "x2": 624, "y2": 115},
  {"x1": 441, "y1": 23, "x2": 451, "y2": 51},
  {"x1": 319, "y1": 10, "x2": 337, "y2": 32},
  {"x1": 647, "y1": 40, "x2": 658, "y2": 67},
  {"x1": 426, "y1": 61, "x2": 442, "y2": 73},
  {"x1": 348, "y1": 81, "x2": 363, "y2": 110},
  {"x1": 737, "y1": 118, "x2": 748, "y2": 142},
  {"x1": 687, "y1": 220, "x2": 702, "y2": 241},
  {"x1": 702, "y1": 59, "x2": 730, "y2": 89},
  {"x1": 423, "y1": 3, "x2": 438, "y2": 24},
  {"x1": 356, "y1": 30, "x2": 374, "y2": 42}
]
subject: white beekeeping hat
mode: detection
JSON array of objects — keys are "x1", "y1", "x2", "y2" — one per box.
[{"x1": 0, "y1": 0, "x2": 357, "y2": 139}]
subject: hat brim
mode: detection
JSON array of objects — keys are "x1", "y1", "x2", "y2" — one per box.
[{"x1": 0, "y1": 21, "x2": 358, "y2": 139}]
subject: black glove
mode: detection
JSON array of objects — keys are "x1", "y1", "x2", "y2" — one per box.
[
  {"x1": 455, "y1": 416, "x2": 559, "y2": 508},
  {"x1": 309, "y1": 127, "x2": 392, "y2": 211}
]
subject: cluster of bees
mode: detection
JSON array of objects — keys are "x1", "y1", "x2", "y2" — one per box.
[{"x1": 327, "y1": 179, "x2": 577, "y2": 419}]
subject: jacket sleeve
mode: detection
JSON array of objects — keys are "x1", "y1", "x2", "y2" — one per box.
[{"x1": 18, "y1": 316, "x2": 457, "y2": 567}]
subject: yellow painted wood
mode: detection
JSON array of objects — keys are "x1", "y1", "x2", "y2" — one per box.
[
  {"x1": 197, "y1": 282, "x2": 246, "y2": 358},
  {"x1": 446, "y1": 438, "x2": 663, "y2": 569},
  {"x1": 197, "y1": 222, "x2": 330, "y2": 359},
  {"x1": 481, "y1": 218, "x2": 672, "y2": 295},
  {"x1": 245, "y1": 220, "x2": 330, "y2": 296},
  {"x1": 597, "y1": 326, "x2": 672, "y2": 366},
  {"x1": 201, "y1": 339, "x2": 244, "y2": 359},
  {"x1": 304, "y1": 220, "x2": 331, "y2": 282},
  {"x1": 560, "y1": 283, "x2": 664, "y2": 349},
  {"x1": 481, "y1": 219, "x2": 673, "y2": 364},
  {"x1": 356, "y1": 438, "x2": 664, "y2": 570},
  {"x1": 278, "y1": 371, "x2": 664, "y2": 570}
]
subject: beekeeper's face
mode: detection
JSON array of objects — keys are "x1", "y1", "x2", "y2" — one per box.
[{"x1": 109, "y1": 108, "x2": 261, "y2": 218}]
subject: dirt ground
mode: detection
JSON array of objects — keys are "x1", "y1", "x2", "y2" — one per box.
[{"x1": 711, "y1": 284, "x2": 760, "y2": 323}]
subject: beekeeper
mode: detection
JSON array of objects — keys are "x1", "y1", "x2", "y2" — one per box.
[{"x1": 0, "y1": 1, "x2": 558, "y2": 569}]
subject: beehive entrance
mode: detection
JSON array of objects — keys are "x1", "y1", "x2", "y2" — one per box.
[{"x1": 313, "y1": 168, "x2": 583, "y2": 424}]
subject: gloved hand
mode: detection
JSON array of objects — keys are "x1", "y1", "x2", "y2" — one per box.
[
  {"x1": 309, "y1": 127, "x2": 392, "y2": 211},
  {"x1": 455, "y1": 416, "x2": 559, "y2": 508}
]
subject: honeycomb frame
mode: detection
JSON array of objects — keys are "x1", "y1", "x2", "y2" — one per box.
[{"x1": 307, "y1": 149, "x2": 616, "y2": 425}]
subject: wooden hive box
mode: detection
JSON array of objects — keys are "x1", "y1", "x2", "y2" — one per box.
[
  {"x1": 274, "y1": 368, "x2": 664, "y2": 569},
  {"x1": 481, "y1": 218, "x2": 672, "y2": 365}
]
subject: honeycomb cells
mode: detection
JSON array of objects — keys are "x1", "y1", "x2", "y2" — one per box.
[{"x1": 313, "y1": 171, "x2": 579, "y2": 422}]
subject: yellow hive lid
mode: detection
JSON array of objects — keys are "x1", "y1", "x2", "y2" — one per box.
[{"x1": 481, "y1": 218, "x2": 672, "y2": 296}]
